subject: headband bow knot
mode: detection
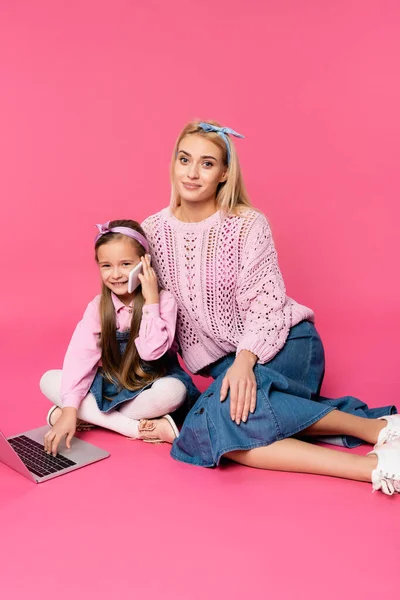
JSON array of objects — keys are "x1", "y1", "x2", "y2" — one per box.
[
  {"x1": 198, "y1": 122, "x2": 245, "y2": 163},
  {"x1": 96, "y1": 221, "x2": 111, "y2": 234}
]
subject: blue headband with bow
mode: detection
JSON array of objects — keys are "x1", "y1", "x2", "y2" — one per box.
[{"x1": 198, "y1": 122, "x2": 244, "y2": 164}]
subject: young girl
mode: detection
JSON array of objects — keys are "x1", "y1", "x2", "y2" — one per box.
[
  {"x1": 141, "y1": 120, "x2": 400, "y2": 495},
  {"x1": 40, "y1": 219, "x2": 199, "y2": 456}
]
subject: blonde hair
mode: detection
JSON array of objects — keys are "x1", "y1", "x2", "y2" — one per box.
[{"x1": 170, "y1": 119, "x2": 253, "y2": 215}]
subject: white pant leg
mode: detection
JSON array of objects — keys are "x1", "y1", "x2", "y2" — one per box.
[
  {"x1": 118, "y1": 377, "x2": 187, "y2": 420},
  {"x1": 40, "y1": 370, "x2": 139, "y2": 438},
  {"x1": 39, "y1": 370, "x2": 64, "y2": 407}
]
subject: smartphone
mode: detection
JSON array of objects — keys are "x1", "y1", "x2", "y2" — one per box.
[{"x1": 128, "y1": 256, "x2": 151, "y2": 293}]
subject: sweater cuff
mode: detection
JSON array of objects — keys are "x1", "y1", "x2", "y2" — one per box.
[
  {"x1": 61, "y1": 394, "x2": 82, "y2": 409},
  {"x1": 236, "y1": 336, "x2": 279, "y2": 365},
  {"x1": 142, "y1": 303, "x2": 160, "y2": 318}
]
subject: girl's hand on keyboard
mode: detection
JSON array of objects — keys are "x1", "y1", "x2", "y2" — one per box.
[{"x1": 44, "y1": 408, "x2": 77, "y2": 456}]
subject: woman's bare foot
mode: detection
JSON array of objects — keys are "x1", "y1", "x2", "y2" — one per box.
[{"x1": 138, "y1": 415, "x2": 179, "y2": 444}]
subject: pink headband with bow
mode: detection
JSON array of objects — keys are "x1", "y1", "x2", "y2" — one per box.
[{"x1": 94, "y1": 221, "x2": 149, "y2": 253}]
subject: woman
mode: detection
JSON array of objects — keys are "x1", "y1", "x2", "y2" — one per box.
[{"x1": 141, "y1": 120, "x2": 400, "y2": 495}]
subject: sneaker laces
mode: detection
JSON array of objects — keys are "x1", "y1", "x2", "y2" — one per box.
[
  {"x1": 379, "y1": 427, "x2": 400, "y2": 445},
  {"x1": 372, "y1": 471, "x2": 400, "y2": 495}
]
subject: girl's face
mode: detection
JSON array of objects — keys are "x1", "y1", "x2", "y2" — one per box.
[
  {"x1": 97, "y1": 238, "x2": 140, "y2": 303},
  {"x1": 174, "y1": 134, "x2": 227, "y2": 206}
]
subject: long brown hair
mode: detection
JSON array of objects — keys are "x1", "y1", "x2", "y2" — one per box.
[{"x1": 95, "y1": 219, "x2": 166, "y2": 391}]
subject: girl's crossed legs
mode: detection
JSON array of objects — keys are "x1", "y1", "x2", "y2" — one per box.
[{"x1": 40, "y1": 370, "x2": 187, "y2": 442}]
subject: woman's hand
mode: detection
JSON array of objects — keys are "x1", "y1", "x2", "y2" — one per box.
[
  {"x1": 220, "y1": 351, "x2": 257, "y2": 424},
  {"x1": 44, "y1": 407, "x2": 78, "y2": 456},
  {"x1": 138, "y1": 255, "x2": 159, "y2": 305}
]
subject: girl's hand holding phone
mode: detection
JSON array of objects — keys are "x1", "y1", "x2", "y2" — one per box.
[{"x1": 138, "y1": 255, "x2": 159, "y2": 305}]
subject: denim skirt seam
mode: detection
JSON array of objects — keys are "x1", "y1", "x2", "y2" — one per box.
[{"x1": 255, "y1": 367, "x2": 282, "y2": 438}]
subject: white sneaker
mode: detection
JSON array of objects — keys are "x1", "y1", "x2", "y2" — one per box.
[
  {"x1": 369, "y1": 440, "x2": 400, "y2": 495},
  {"x1": 376, "y1": 414, "x2": 400, "y2": 446}
]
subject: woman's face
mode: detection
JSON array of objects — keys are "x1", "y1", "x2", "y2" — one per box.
[{"x1": 174, "y1": 134, "x2": 227, "y2": 205}]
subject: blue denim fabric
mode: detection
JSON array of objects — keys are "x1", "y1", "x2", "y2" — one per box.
[
  {"x1": 171, "y1": 321, "x2": 397, "y2": 467},
  {"x1": 90, "y1": 330, "x2": 200, "y2": 413}
]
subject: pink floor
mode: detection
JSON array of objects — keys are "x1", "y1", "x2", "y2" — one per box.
[
  {"x1": 1, "y1": 337, "x2": 398, "y2": 600},
  {"x1": 2, "y1": 1, "x2": 400, "y2": 597}
]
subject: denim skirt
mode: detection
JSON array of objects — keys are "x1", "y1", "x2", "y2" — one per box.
[{"x1": 171, "y1": 321, "x2": 397, "y2": 467}]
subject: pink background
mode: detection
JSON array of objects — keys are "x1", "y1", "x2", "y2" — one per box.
[
  {"x1": 1, "y1": 2, "x2": 399, "y2": 599},
  {"x1": 2, "y1": 0, "x2": 399, "y2": 421}
]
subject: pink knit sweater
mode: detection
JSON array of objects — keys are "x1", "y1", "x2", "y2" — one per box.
[{"x1": 142, "y1": 208, "x2": 314, "y2": 374}]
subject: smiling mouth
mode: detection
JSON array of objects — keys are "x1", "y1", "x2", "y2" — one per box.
[
  {"x1": 182, "y1": 182, "x2": 201, "y2": 189},
  {"x1": 111, "y1": 282, "x2": 127, "y2": 286}
]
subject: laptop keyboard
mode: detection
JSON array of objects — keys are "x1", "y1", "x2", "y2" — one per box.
[{"x1": 8, "y1": 435, "x2": 76, "y2": 479}]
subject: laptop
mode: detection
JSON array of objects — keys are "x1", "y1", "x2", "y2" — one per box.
[{"x1": 0, "y1": 425, "x2": 110, "y2": 483}]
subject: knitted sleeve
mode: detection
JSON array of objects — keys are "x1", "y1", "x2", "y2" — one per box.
[{"x1": 235, "y1": 213, "x2": 291, "y2": 363}]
